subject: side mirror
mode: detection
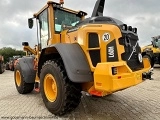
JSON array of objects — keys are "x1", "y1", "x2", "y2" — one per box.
[
  {"x1": 28, "y1": 18, "x2": 33, "y2": 29},
  {"x1": 22, "y1": 42, "x2": 29, "y2": 46}
]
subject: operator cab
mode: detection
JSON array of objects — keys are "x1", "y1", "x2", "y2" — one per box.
[{"x1": 28, "y1": 1, "x2": 87, "y2": 49}]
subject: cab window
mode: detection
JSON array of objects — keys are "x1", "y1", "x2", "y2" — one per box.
[{"x1": 54, "y1": 8, "x2": 80, "y2": 33}]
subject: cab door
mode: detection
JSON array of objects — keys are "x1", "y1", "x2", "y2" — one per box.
[{"x1": 39, "y1": 9, "x2": 49, "y2": 49}]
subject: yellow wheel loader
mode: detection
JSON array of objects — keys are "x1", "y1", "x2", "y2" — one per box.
[
  {"x1": 14, "y1": 0, "x2": 152, "y2": 116},
  {"x1": 142, "y1": 35, "x2": 160, "y2": 67}
]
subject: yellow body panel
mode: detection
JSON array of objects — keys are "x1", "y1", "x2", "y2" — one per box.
[
  {"x1": 93, "y1": 58, "x2": 150, "y2": 94},
  {"x1": 60, "y1": 24, "x2": 123, "y2": 72}
]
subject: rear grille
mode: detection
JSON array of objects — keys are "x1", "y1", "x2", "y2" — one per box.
[
  {"x1": 89, "y1": 50, "x2": 101, "y2": 67},
  {"x1": 88, "y1": 33, "x2": 100, "y2": 67},
  {"x1": 119, "y1": 33, "x2": 144, "y2": 71},
  {"x1": 88, "y1": 33, "x2": 99, "y2": 48}
]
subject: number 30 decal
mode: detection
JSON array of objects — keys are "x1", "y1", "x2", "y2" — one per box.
[{"x1": 102, "y1": 33, "x2": 110, "y2": 41}]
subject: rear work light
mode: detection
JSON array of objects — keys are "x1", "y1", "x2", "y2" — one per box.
[
  {"x1": 121, "y1": 24, "x2": 127, "y2": 31},
  {"x1": 112, "y1": 67, "x2": 117, "y2": 75}
]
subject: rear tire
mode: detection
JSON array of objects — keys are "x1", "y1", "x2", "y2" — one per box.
[
  {"x1": 143, "y1": 55, "x2": 154, "y2": 67},
  {"x1": 40, "y1": 59, "x2": 82, "y2": 116},
  {"x1": 14, "y1": 63, "x2": 34, "y2": 94}
]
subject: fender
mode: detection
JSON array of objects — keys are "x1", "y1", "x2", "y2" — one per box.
[
  {"x1": 147, "y1": 52, "x2": 154, "y2": 59},
  {"x1": 39, "y1": 43, "x2": 93, "y2": 83},
  {"x1": 142, "y1": 49, "x2": 153, "y2": 57},
  {"x1": 142, "y1": 48, "x2": 152, "y2": 53},
  {"x1": 18, "y1": 56, "x2": 36, "y2": 83},
  {"x1": 143, "y1": 51, "x2": 154, "y2": 59}
]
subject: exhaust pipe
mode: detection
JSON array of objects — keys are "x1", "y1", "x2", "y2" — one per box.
[{"x1": 91, "y1": 0, "x2": 105, "y2": 17}]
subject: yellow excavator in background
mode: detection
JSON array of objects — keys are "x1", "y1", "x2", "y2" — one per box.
[
  {"x1": 142, "y1": 35, "x2": 160, "y2": 67},
  {"x1": 14, "y1": 0, "x2": 152, "y2": 116}
]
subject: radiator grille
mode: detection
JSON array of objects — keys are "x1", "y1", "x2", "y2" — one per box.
[
  {"x1": 88, "y1": 33, "x2": 99, "y2": 48},
  {"x1": 89, "y1": 50, "x2": 101, "y2": 67},
  {"x1": 88, "y1": 33, "x2": 100, "y2": 67}
]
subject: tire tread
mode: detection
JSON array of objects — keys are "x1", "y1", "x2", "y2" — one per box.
[{"x1": 41, "y1": 59, "x2": 81, "y2": 116}]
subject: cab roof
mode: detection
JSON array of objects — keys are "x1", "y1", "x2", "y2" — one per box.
[{"x1": 33, "y1": 1, "x2": 87, "y2": 18}]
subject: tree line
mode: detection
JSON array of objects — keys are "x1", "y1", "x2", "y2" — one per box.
[{"x1": 0, "y1": 47, "x2": 25, "y2": 63}]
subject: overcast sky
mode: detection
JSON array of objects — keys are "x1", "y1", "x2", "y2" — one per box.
[{"x1": 0, "y1": 0, "x2": 159, "y2": 50}]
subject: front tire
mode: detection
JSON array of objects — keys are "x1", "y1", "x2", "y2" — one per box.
[
  {"x1": 14, "y1": 63, "x2": 34, "y2": 94},
  {"x1": 40, "y1": 59, "x2": 82, "y2": 116}
]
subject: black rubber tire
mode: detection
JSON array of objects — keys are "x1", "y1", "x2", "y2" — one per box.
[
  {"x1": 0, "y1": 63, "x2": 2, "y2": 74},
  {"x1": 11, "y1": 67, "x2": 14, "y2": 71},
  {"x1": 40, "y1": 59, "x2": 82, "y2": 116},
  {"x1": 143, "y1": 55, "x2": 154, "y2": 67},
  {"x1": 14, "y1": 63, "x2": 34, "y2": 94},
  {"x1": 11, "y1": 64, "x2": 14, "y2": 71}
]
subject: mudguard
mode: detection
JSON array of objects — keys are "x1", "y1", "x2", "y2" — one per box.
[
  {"x1": 142, "y1": 49, "x2": 153, "y2": 57},
  {"x1": 18, "y1": 56, "x2": 36, "y2": 83},
  {"x1": 41, "y1": 43, "x2": 93, "y2": 83},
  {"x1": 143, "y1": 51, "x2": 154, "y2": 59}
]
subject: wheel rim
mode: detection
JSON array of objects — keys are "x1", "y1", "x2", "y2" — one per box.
[
  {"x1": 44, "y1": 74, "x2": 57, "y2": 102},
  {"x1": 16, "y1": 70, "x2": 21, "y2": 87}
]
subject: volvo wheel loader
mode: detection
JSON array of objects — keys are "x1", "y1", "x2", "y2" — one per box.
[
  {"x1": 142, "y1": 35, "x2": 160, "y2": 67},
  {"x1": 0, "y1": 55, "x2": 5, "y2": 74},
  {"x1": 14, "y1": 0, "x2": 152, "y2": 116}
]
